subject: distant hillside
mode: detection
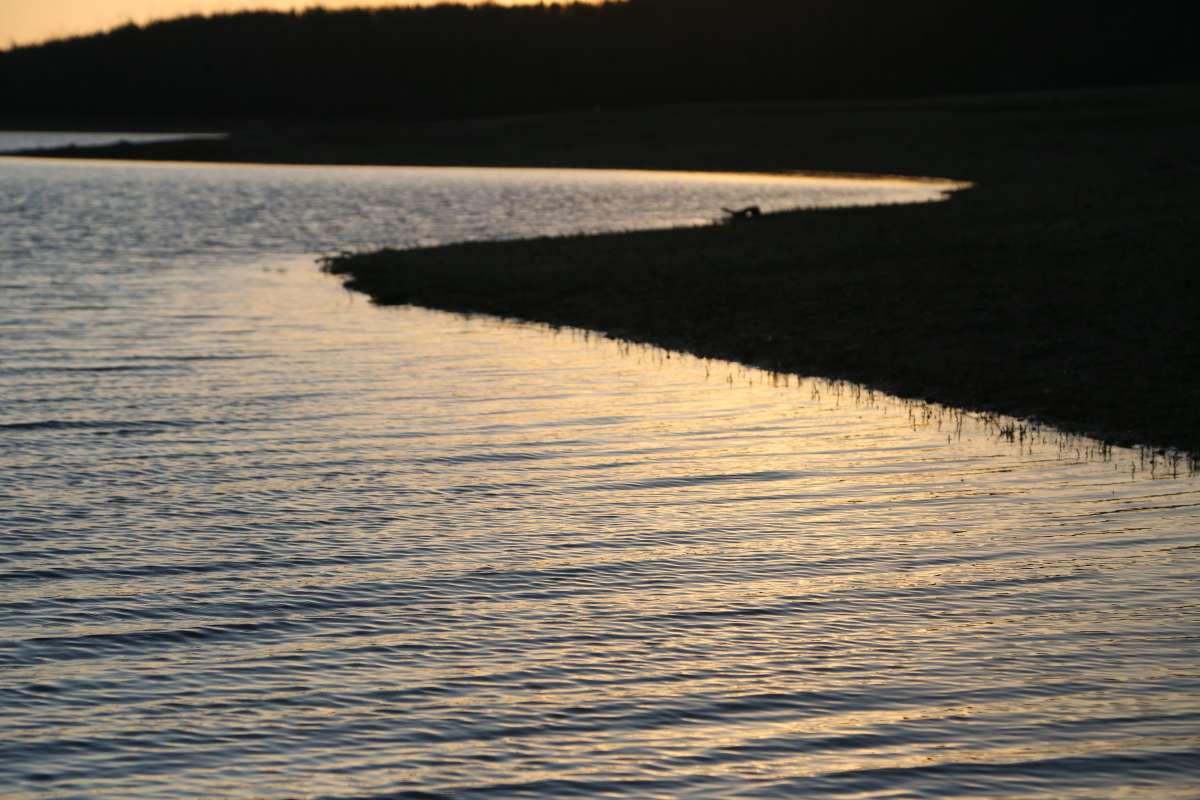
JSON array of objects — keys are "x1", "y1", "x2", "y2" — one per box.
[{"x1": 1, "y1": 0, "x2": 1196, "y2": 121}]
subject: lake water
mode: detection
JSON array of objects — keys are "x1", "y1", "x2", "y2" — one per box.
[{"x1": 2, "y1": 152, "x2": 1197, "y2": 799}]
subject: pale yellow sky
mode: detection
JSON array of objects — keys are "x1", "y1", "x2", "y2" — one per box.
[{"x1": 0, "y1": 0, "x2": 557, "y2": 48}]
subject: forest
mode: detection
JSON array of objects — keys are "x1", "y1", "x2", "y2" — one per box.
[{"x1": 0, "y1": 0, "x2": 1197, "y2": 121}]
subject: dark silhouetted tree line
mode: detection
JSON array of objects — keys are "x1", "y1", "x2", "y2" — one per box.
[{"x1": 0, "y1": 0, "x2": 1196, "y2": 121}]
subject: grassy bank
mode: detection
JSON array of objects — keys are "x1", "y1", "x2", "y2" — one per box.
[{"x1": 20, "y1": 85, "x2": 1200, "y2": 454}]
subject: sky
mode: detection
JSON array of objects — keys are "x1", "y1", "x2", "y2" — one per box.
[{"x1": 0, "y1": 0, "x2": 558, "y2": 48}]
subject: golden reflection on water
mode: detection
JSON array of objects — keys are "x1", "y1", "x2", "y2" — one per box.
[{"x1": 4, "y1": 246, "x2": 1198, "y2": 797}]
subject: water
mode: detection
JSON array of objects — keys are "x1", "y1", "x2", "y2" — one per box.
[
  {"x1": 1, "y1": 153, "x2": 1197, "y2": 799},
  {"x1": 0, "y1": 131, "x2": 225, "y2": 154}
]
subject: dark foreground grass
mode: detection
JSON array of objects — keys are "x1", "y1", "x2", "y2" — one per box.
[{"x1": 20, "y1": 85, "x2": 1200, "y2": 453}]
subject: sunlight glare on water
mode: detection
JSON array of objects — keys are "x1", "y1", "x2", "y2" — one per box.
[{"x1": 0, "y1": 153, "x2": 1197, "y2": 799}]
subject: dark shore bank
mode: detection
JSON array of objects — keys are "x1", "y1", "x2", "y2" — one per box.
[{"x1": 19, "y1": 84, "x2": 1200, "y2": 455}]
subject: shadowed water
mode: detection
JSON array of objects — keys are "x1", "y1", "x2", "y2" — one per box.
[{"x1": 1, "y1": 154, "x2": 1197, "y2": 799}]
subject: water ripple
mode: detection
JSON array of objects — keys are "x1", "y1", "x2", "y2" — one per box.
[{"x1": 1, "y1": 157, "x2": 1196, "y2": 799}]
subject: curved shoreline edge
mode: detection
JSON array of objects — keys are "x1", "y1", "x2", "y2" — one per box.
[
  {"x1": 320, "y1": 183, "x2": 1198, "y2": 460},
  {"x1": 312, "y1": 86, "x2": 1200, "y2": 459},
  {"x1": 11, "y1": 85, "x2": 1200, "y2": 456}
]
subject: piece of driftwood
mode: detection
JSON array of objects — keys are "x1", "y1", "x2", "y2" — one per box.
[{"x1": 722, "y1": 205, "x2": 762, "y2": 220}]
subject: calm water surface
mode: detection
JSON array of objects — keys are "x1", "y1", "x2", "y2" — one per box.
[{"x1": 1, "y1": 154, "x2": 1197, "y2": 799}]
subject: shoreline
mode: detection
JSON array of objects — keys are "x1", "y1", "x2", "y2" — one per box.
[
  {"x1": 318, "y1": 192, "x2": 1199, "y2": 458},
  {"x1": 11, "y1": 84, "x2": 1200, "y2": 455}
]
